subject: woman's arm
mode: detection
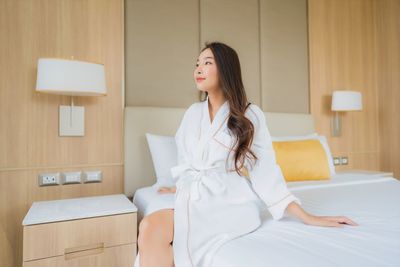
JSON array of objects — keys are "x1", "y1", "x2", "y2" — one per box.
[{"x1": 285, "y1": 201, "x2": 358, "y2": 227}]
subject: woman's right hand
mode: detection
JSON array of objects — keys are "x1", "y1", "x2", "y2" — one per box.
[
  {"x1": 157, "y1": 186, "x2": 177, "y2": 194},
  {"x1": 303, "y1": 214, "x2": 358, "y2": 228}
]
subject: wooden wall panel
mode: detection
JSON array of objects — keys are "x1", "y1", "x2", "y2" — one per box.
[
  {"x1": 0, "y1": 171, "x2": 29, "y2": 267},
  {"x1": 0, "y1": 224, "x2": 14, "y2": 267},
  {"x1": 0, "y1": 0, "x2": 29, "y2": 169},
  {"x1": 308, "y1": 0, "x2": 380, "y2": 171},
  {"x1": 351, "y1": 152, "x2": 380, "y2": 171},
  {"x1": 0, "y1": 0, "x2": 124, "y2": 266},
  {"x1": 375, "y1": 0, "x2": 400, "y2": 178}
]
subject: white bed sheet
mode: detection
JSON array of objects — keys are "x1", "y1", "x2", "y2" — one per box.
[
  {"x1": 132, "y1": 173, "x2": 400, "y2": 266},
  {"x1": 213, "y1": 177, "x2": 400, "y2": 267}
]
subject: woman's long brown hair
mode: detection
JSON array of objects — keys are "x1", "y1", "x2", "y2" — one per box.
[{"x1": 199, "y1": 42, "x2": 258, "y2": 176}]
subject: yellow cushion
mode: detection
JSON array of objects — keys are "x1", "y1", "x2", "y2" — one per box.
[{"x1": 272, "y1": 139, "x2": 331, "y2": 181}]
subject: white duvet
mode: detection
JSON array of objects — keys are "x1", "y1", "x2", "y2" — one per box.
[{"x1": 133, "y1": 173, "x2": 400, "y2": 267}]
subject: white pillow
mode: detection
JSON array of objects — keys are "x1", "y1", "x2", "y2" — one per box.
[
  {"x1": 145, "y1": 133, "x2": 177, "y2": 186},
  {"x1": 271, "y1": 133, "x2": 336, "y2": 176}
]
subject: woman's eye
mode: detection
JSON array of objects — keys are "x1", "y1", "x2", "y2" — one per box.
[{"x1": 195, "y1": 62, "x2": 211, "y2": 67}]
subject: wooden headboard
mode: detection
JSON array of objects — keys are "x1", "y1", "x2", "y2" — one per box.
[{"x1": 124, "y1": 106, "x2": 315, "y2": 197}]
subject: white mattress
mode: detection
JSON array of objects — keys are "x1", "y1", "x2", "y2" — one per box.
[
  {"x1": 133, "y1": 173, "x2": 400, "y2": 266},
  {"x1": 133, "y1": 173, "x2": 393, "y2": 218},
  {"x1": 133, "y1": 184, "x2": 175, "y2": 221}
]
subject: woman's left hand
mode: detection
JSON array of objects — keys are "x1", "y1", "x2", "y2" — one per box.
[
  {"x1": 157, "y1": 186, "x2": 176, "y2": 194},
  {"x1": 303, "y1": 215, "x2": 358, "y2": 228}
]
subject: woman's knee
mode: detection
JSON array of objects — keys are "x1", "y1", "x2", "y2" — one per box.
[
  {"x1": 138, "y1": 210, "x2": 173, "y2": 247},
  {"x1": 138, "y1": 216, "x2": 157, "y2": 246}
]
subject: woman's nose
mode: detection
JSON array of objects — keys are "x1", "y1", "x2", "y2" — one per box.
[{"x1": 195, "y1": 66, "x2": 202, "y2": 74}]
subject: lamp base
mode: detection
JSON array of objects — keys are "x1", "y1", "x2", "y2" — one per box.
[
  {"x1": 59, "y1": 105, "x2": 84, "y2": 136},
  {"x1": 331, "y1": 111, "x2": 341, "y2": 137}
]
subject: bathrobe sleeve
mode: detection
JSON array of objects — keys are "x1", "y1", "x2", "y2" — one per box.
[{"x1": 246, "y1": 105, "x2": 302, "y2": 220}]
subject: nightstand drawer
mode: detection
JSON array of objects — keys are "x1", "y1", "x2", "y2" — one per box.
[
  {"x1": 23, "y1": 243, "x2": 136, "y2": 267},
  {"x1": 23, "y1": 213, "x2": 136, "y2": 262}
]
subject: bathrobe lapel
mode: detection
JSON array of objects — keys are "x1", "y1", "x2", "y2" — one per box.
[{"x1": 198, "y1": 96, "x2": 230, "y2": 152}]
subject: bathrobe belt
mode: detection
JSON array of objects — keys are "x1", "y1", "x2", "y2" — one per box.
[{"x1": 171, "y1": 163, "x2": 227, "y2": 201}]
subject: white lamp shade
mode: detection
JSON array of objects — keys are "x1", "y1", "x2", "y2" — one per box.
[
  {"x1": 331, "y1": 91, "x2": 362, "y2": 111},
  {"x1": 36, "y1": 58, "x2": 107, "y2": 96}
]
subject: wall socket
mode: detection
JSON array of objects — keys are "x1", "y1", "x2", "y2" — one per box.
[
  {"x1": 333, "y1": 157, "x2": 341, "y2": 166},
  {"x1": 341, "y1": 156, "x2": 349, "y2": 165},
  {"x1": 333, "y1": 156, "x2": 349, "y2": 166},
  {"x1": 38, "y1": 173, "x2": 60, "y2": 186}
]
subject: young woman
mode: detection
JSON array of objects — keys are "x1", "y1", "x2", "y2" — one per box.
[{"x1": 136, "y1": 42, "x2": 358, "y2": 267}]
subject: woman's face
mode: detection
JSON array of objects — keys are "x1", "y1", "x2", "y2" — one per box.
[{"x1": 194, "y1": 48, "x2": 220, "y2": 94}]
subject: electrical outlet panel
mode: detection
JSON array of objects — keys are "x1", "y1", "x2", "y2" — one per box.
[
  {"x1": 82, "y1": 171, "x2": 102, "y2": 183},
  {"x1": 333, "y1": 157, "x2": 341, "y2": 166},
  {"x1": 38, "y1": 173, "x2": 60, "y2": 186},
  {"x1": 61, "y1": 172, "x2": 81, "y2": 184},
  {"x1": 341, "y1": 156, "x2": 349, "y2": 165}
]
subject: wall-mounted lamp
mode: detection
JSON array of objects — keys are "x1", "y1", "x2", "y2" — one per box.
[
  {"x1": 331, "y1": 90, "x2": 362, "y2": 137},
  {"x1": 36, "y1": 58, "x2": 107, "y2": 136}
]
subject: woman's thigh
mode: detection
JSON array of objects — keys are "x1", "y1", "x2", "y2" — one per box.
[{"x1": 140, "y1": 209, "x2": 174, "y2": 244}]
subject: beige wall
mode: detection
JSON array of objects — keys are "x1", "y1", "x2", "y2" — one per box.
[
  {"x1": 125, "y1": 0, "x2": 200, "y2": 107},
  {"x1": 0, "y1": 1, "x2": 124, "y2": 266},
  {"x1": 261, "y1": 0, "x2": 309, "y2": 112},
  {"x1": 200, "y1": 0, "x2": 262, "y2": 106},
  {"x1": 125, "y1": 0, "x2": 310, "y2": 113}
]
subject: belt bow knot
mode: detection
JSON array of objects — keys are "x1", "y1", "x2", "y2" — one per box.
[{"x1": 171, "y1": 162, "x2": 227, "y2": 201}]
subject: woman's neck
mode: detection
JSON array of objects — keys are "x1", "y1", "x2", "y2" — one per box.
[{"x1": 207, "y1": 91, "x2": 226, "y2": 121}]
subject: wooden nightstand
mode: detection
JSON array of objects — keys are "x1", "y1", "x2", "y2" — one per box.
[
  {"x1": 22, "y1": 194, "x2": 138, "y2": 267},
  {"x1": 336, "y1": 169, "x2": 394, "y2": 178}
]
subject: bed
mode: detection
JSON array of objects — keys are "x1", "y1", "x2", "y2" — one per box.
[{"x1": 124, "y1": 106, "x2": 400, "y2": 267}]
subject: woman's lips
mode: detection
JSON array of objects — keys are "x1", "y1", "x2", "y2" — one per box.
[{"x1": 196, "y1": 78, "x2": 206, "y2": 82}]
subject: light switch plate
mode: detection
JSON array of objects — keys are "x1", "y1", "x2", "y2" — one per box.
[
  {"x1": 59, "y1": 105, "x2": 84, "y2": 136},
  {"x1": 82, "y1": 171, "x2": 102, "y2": 183},
  {"x1": 61, "y1": 172, "x2": 81, "y2": 184},
  {"x1": 341, "y1": 156, "x2": 349, "y2": 165}
]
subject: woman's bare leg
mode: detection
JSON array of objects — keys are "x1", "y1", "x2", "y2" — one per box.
[{"x1": 138, "y1": 209, "x2": 174, "y2": 267}]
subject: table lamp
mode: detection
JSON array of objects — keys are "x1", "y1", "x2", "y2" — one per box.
[{"x1": 36, "y1": 58, "x2": 107, "y2": 136}]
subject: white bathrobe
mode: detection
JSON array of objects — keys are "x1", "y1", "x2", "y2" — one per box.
[{"x1": 169, "y1": 97, "x2": 302, "y2": 267}]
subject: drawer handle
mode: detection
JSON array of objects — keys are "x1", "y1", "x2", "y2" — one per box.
[{"x1": 64, "y1": 242, "x2": 104, "y2": 260}]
